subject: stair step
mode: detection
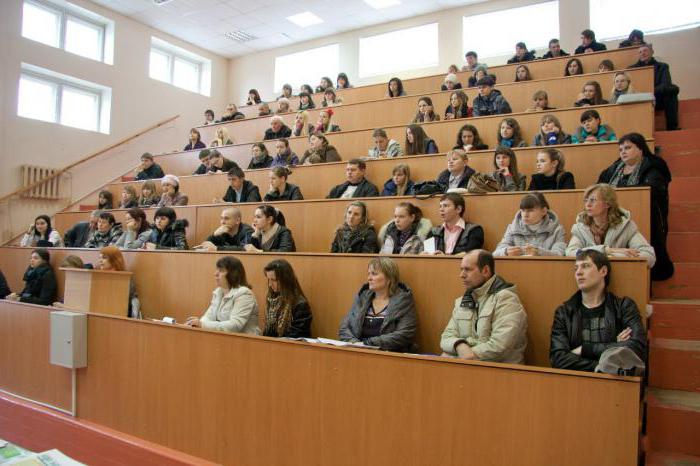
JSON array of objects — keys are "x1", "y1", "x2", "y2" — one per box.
[
  {"x1": 649, "y1": 338, "x2": 700, "y2": 392},
  {"x1": 669, "y1": 203, "x2": 700, "y2": 233},
  {"x1": 664, "y1": 151, "x2": 700, "y2": 177},
  {"x1": 645, "y1": 450, "x2": 700, "y2": 466},
  {"x1": 646, "y1": 388, "x2": 700, "y2": 457},
  {"x1": 670, "y1": 178, "x2": 700, "y2": 203},
  {"x1": 668, "y1": 233, "x2": 700, "y2": 263},
  {"x1": 650, "y1": 299, "x2": 700, "y2": 340},
  {"x1": 656, "y1": 128, "x2": 700, "y2": 152},
  {"x1": 652, "y1": 263, "x2": 700, "y2": 300}
]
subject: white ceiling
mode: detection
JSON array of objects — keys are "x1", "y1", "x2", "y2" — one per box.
[{"x1": 89, "y1": 0, "x2": 486, "y2": 58}]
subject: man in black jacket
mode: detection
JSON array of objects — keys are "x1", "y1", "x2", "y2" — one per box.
[
  {"x1": 207, "y1": 150, "x2": 237, "y2": 174},
  {"x1": 135, "y1": 153, "x2": 165, "y2": 181},
  {"x1": 540, "y1": 38, "x2": 569, "y2": 59},
  {"x1": 575, "y1": 29, "x2": 607, "y2": 54},
  {"x1": 629, "y1": 43, "x2": 679, "y2": 130},
  {"x1": 219, "y1": 166, "x2": 261, "y2": 203},
  {"x1": 549, "y1": 250, "x2": 647, "y2": 372},
  {"x1": 263, "y1": 116, "x2": 292, "y2": 140},
  {"x1": 192, "y1": 149, "x2": 211, "y2": 175},
  {"x1": 194, "y1": 207, "x2": 253, "y2": 251},
  {"x1": 327, "y1": 159, "x2": 379, "y2": 199},
  {"x1": 63, "y1": 210, "x2": 100, "y2": 247}
]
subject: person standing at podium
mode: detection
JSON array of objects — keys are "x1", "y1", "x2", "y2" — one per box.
[{"x1": 99, "y1": 246, "x2": 140, "y2": 319}]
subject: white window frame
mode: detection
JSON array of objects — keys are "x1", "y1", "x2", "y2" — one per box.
[
  {"x1": 150, "y1": 37, "x2": 212, "y2": 97},
  {"x1": 21, "y1": 0, "x2": 114, "y2": 64}
]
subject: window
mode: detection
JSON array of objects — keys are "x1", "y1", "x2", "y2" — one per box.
[
  {"x1": 17, "y1": 63, "x2": 112, "y2": 134},
  {"x1": 590, "y1": 0, "x2": 700, "y2": 41},
  {"x1": 359, "y1": 23, "x2": 438, "y2": 78},
  {"x1": 462, "y1": 2, "x2": 559, "y2": 60},
  {"x1": 149, "y1": 37, "x2": 212, "y2": 96},
  {"x1": 21, "y1": 0, "x2": 114, "y2": 64},
  {"x1": 273, "y1": 44, "x2": 340, "y2": 93}
]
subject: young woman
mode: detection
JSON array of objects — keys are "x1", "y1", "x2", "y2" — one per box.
[
  {"x1": 300, "y1": 84, "x2": 314, "y2": 95},
  {"x1": 138, "y1": 180, "x2": 160, "y2": 207},
  {"x1": 115, "y1": 208, "x2": 152, "y2": 250},
  {"x1": 453, "y1": 124, "x2": 488, "y2": 151},
  {"x1": 247, "y1": 143, "x2": 274, "y2": 170},
  {"x1": 98, "y1": 190, "x2": 113, "y2": 210},
  {"x1": 336, "y1": 72, "x2": 352, "y2": 89},
  {"x1": 405, "y1": 125, "x2": 438, "y2": 155},
  {"x1": 278, "y1": 84, "x2": 293, "y2": 100},
  {"x1": 575, "y1": 81, "x2": 609, "y2": 107},
  {"x1": 247, "y1": 89, "x2": 262, "y2": 105},
  {"x1": 494, "y1": 192, "x2": 566, "y2": 256},
  {"x1": 444, "y1": 91, "x2": 471, "y2": 120},
  {"x1": 386, "y1": 77, "x2": 405, "y2": 98},
  {"x1": 271, "y1": 138, "x2": 299, "y2": 167},
  {"x1": 564, "y1": 58, "x2": 584, "y2": 77},
  {"x1": 515, "y1": 64, "x2": 532, "y2": 82},
  {"x1": 264, "y1": 166, "x2": 304, "y2": 202},
  {"x1": 120, "y1": 185, "x2": 138, "y2": 209},
  {"x1": 381, "y1": 164, "x2": 415, "y2": 196},
  {"x1": 262, "y1": 259, "x2": 312, "y2": 338},
  {"x1": 20, "y1": 215, "x2": 63, "y2": 247},
  {"x1": 210, "y1": 127, "x2": 234, "y2": 147},
  {"x1": 529, "y1": 148, "x2": 576, "y2": 190},
  {"x1": 157, "y1": 175, "x2": 188, "y2": 207},
  {"x1": 5, "y1": 248, "x2": 57, "y2": 305},
  {"x1": 338, "y1": 257, "x2": 417, "y2": 352},
  {"x1": 185, "y1": 256, "x2": 260, "y2": 334},
  {"x1": 313, "y1": 108, "x2": 341, "y2": 134},
  {"x1": 497, "y1": 118, "x2": 527, "y2": 148},
  {"x1": 330, "y1": 201, "x2": 379, "y2": 254},
  {"x1": 145, "y1": 207, "x2": 189, "y2": 250},
  {"x1": 245, "y1": 205, "x2": 296, "y2": 252},
  {"x1": 378, "y1": 202, "x2": 432, "y2": 255},
  {"x1": 435, "y1": 149, "x2": 475, "y2": 191},
  {"x1": 293, "y1": 110, "x2": 310, "y2": 137},
  {"x1": 425, "y1": 193, "x2": 484, "y2": 255},
  {"x1": 442, "y1": 73, "x2": 462, "y2": 91},
  {"x1": 297, "y1": 92, "x2": 316, "y2": 111},
  {"x1": 184, "y1": 128, "x2": 206, "y2": 151},
  {"x1": 533, "y1": 114, "x2": 572, "y2": 146},
  {"x1": 492, "y1": 147, "x2": 526, "y2": 191},
  {"x1": 299, "y1": 133, "x2": 341, "y2": 165},
  {"x1": 610, "y1": 71, "x2": 636, "y2": 103},
  {"x1": 99, "y1": 245, "x2": 140, "y2": 318},
  {"x1": 598, "y1": 59, "x2": 615, "y2": 72},
  {"x1": 467, "y1": 65, "x2": 488, "y2": 87},
  {"x1": 411, "y1": 96, "x2": 441, "y2": 123},
  {"x1": 203, "y1": 109, "x2": 215, "y2": 125},
  {"x1": 526, "y1": 90, "x2": 556, "y2": 112},
  {"x1": 315, "y1": 76, "x2": 334, "y2": 93},
  {"x1": 321, "y1": 89, "x2": 343, "y2": 107}
]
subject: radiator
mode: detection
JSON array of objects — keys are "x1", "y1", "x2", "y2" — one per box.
[{"x1": 20, "y1": 165, "x2": 60, "y2": 199}]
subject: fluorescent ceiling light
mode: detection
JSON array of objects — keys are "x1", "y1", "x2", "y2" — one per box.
[
  {"x1": 364, "y1": 0, "x2": 401, "y2": 8},
  {"x1": 286, "y1": 12, "x2": 324, "y2": 28}
]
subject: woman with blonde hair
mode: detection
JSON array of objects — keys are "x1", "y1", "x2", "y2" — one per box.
[
  {"x1": 210, "y1": 127, "x2": 234, "y2": 147},
  {"x1": 293, "y1": 110, "x2": 310, "y2": 137},
  {"x1": 381, "y1": 164, "x2": 415, "y2": 196},
  {"x1": 330, "y1": 201, "x2": 379, "y2": 253},
  {"x1": 610, "y1": 71, "x2": 636, "y2": 103}
]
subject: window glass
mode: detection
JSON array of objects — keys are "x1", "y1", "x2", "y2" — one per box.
[
  {"x1": 359, "y1": 23, "x2": 438, "y2": 78},
  {"x1": 173, "y1": 57, "x2": 199, "y2": 93},
  {"x1": 65, "y1": 16, "x2": 102, "y2": 61},
  {"x1": 273, "y1": 44, "x2": 340, "y2": 93},
  {"x1": 18, "y1": 75, "x2": 57, "y2": 123},
  {"x1": 60, "y1": 86, "x2": 99, "y2": 131},
  {"x1": 589, "y1": 0, "x2": 700, "y2": 40},
  {"x1": 149, "y1": 49, "x2": 171, "y2": 83},
  {"x1": 22, "y1": 1, "x2": 60, "y2": 48}
]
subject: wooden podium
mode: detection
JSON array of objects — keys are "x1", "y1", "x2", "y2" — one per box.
[{"x1": 60, "y1": 268, "x2": 133, "y2": 317}]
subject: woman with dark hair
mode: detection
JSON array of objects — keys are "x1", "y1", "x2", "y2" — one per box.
[
  {"x1": 598, "y1": 59, "x2": 614, "y2": 72},
  {"x1": 184, "y1": 128, "x2": 206, "y2": 151},
  {"x1": 381, "y1": 164, "x2": 415, "y2": 196},
  {"x1": 120, "y1": 185, "x2": 138, "y2": 209},
  {"x1": 598, "y1": 133, "x2": 674, "y2": 280},
  {"x1": 492, "y1": 147, "x2": 526, "y2": 191},
  {"x1": 315, "y1": 76, "x2": 334, "y2": 93},
  {"x1": 271, "y1": 138, "x2": 299, "y2": 167},
  {"x1": 115, "y1": 208, "x2": 152, "y2": 249},
  {"x1": 300, "y1": 84, "x2": 314, "y2": 95},
  {"x1": 245, "y1": 205, "x2": 296, "y2": 252},
  {"x1": 262, "y1": 259, "x2": 312, "y2": 338},
  {"x1": 186, "y1": 256, "x2": 260, "y2": 334},
  {"x1": 529, "y1": 148, "x2": 576, "y2": 190},
  {"x1": 299, "y1": 133, "x2": 341, "y2": 164},
  {"x1": 5, "y1": 249, "x2": 57, "y2": 305},
  {"x1": 157, "y1": 175, "x2": 188, "y2": 207},
  {"x1": 405, "y1": 125, "x2": 438, "y2": 155},
  {"x1": 497, "y1": 118, "x2": 527, "y2": 148},
  {"x1": 330, "y1": 201, "x2": 379, "y2": 254},
  {"x1": 321, "y1": 89, "x2": 343, "y2": 107},
  {"x1": 412, "y1": 96, "x2": 441, "y2": 123},
  {"x1": 247, "y1": 143, "x2": 274, "y2": 170},
  {"x1": 338, "y1": 257, "x2": 417, "y2": 352},
  {"x1": 20, "y1": 215, "x2": 63, "y2": 247},
  {"x1": 564, "y1": 58, "x2": 584, "y2": 77},
  {"x1": 386, "y1": 77, "x2": 405, "y2": 98},
  {"x1": 444, "y1": 91, "x2": 471, "y2": 120},
  {"x1": 98, "y1": 190, "x2": 113, "y2": 210},
  {"x1": 99, "y1": 245, "x2": 140, "y2": 318},
  {"x1": 574, "y1": 81, "x2": 609, "y2": 107},
  {"x1": 337, "y1": 72, "x2": 352, "y2": 89},
  {"x1": 138, "y1": 180, "x2": 160, "y2": 207},
  {"x1": 278, "y1": 84, "x2": 293, "y2": 100},
  {"x1": 145, "y1": 207, "x2": 188, "y2": 250},
  {"x1": 298, "y1": 92, "x2": 316, "y2": 111},
  {"x1": 247, "y1": 89, "x2": 262, "y2": 106},
  {"x1": 515, "y1": 64, "x2": 532, "y2": 82},
  {"x1": 378, "y1": 202, "x2": 432, "y2": 255},
  {"x1": 453, "y1": 124, "x2": 488, "y2": 151},
  {"x1": 467, "y1": 65, "x2": 488, "y2": 88},
  {"x1": 533, "y1": 114, "x2": 572, "y2": 146},
  {"x1": 264, "y1": 167, "x2": 304, "y2": 201}
]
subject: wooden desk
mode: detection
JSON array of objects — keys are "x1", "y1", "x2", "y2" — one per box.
[{"x1": 61, "y1": 268, "x2": 132, "y2": 317}]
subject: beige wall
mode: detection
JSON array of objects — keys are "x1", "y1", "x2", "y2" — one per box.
[
  {"x1": 0, "y1": 0, "x2": 229, "y2": 198},
  {"x1": 228, "y1": 0, "x2": 700, "y2": 104}
]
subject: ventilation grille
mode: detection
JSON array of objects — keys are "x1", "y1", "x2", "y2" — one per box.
[
  {"x1": 225, "y1": 30, "x2": 258, "y2": 43},
  {"x1": 153, "y1": 0, "x2": 174, "y2": 5},
  {"x1": 20, "y1": 165, "x2": 60, "y2": 199}
]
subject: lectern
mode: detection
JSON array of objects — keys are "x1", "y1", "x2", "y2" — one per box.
[{"x1": 60, "y1": 268, "x2": 132, "y2": 317}]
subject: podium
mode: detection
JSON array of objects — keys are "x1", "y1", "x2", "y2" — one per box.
[{"x1": 60, "y1": 268, "x2": 133, "y2": 317}]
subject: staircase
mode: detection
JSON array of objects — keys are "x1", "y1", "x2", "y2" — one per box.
[{"x1": 646, "y1": 99, "x2": 700, "y2": 466}]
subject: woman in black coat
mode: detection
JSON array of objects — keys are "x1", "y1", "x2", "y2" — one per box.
[
  {"x1": 145, "y1": 207, "x2": 189, "y2": 250},
  {"x1": 245, "y1": 205, "x2": 296, "y2": 252},
  {"x1": 330, "y1": 201, "x2": 379, "y2": 254},
  {"x1": 5, "y1": 249, "x2": 57, "y2": 305},
  {"x1": 262, "y1": 259, "x2": 313, "y2": 338}
]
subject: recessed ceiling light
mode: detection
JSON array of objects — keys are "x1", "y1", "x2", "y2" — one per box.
[
  {"x1": 364, "y1": 0, "x2": 401, "y2": 9},
  {"x1": 286, "y1": 11, "x2": 324, "y2": 28},
  {"x1": 225, "y1": 30, "x2": 258, "y2": 43}
]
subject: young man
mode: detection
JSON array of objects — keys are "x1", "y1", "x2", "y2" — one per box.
[
  {"x1": 368, "y1": 128, "x2": 403, "y2": 158},
  {"x1": 85, "y1": 212, "x2": 122, "y2": 248},
  {"x1": 63, "y1": 210, "x2": 101, "y2": 247},
  {"x1": 425, "y1": 193, "x2": 484, "y2": 256},
  {"x1": 194, "y1": 207, "x2": 253, "y2": 252},
  {"x1": 472, "y1": 76, "x2": 512, "y2": 117},
  {"x1": 550, "y1": 250, "x2": 646, "y2": 371},
  {"x1": 192, "y1": 149, "x2": 211, "y2": 175},
  {"x1": 629, "y1": 43, "x2": 680, "y2": 130},
  {"x1": 575, "y1": 29, "x2": 607, "y2": 54},
  {"x1": 461, "y1": 51, "x2": 484, "y2": 72},
  {"x1": 263, "y1": 116, "x2": 293, "y2": 140},
  {"x1": 217, "y1": 166, "x2": 261, "y2": 203},
  {"x1": 571, "y1": 109, "x2": 617, "y2": 143},
  {"x1": 506, "y1": 42, "x2": 535, "y2": 64},
  {"x1": 326, "y1": 159, "x2": 380, "y2": 199},
  {"x1": 541, "y1": 38, "x2": 569, "y2": 59},
  {"x1": 440, "y1": 249, "x2": 528, "y2": 364},
  {"x1": 207, "y1": 150, "x2": 237, "y2": 174},
  {"x1": 134, "y1": 153, "x2": 165, "y2": 181}
]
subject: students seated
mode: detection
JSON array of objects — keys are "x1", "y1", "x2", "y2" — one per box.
[
  {"x1": 515, "y1": 64, "x2": 532, "y2": 82},
  {"x1": 529, "y1": 148, "x2": 576, "y2": 190},
  {"x1": 293, "y1": 110, "x2": 310, "y2": 137},
  {"x1": 185, "y1": 256, "x2": 260, "y2": 334},
  {"x1": 440, "y1": 250, "x2": 527, "y2": 363},
  {"x1": 263, "y1": 116, "x2": 292, "y2": 140},
  {"x1": 247, "y1": 143, "x2": 274, "y2": 170},
  {"x1": 210, "y1": 127, "x2": 233, "y2": 147},
  {"x1": 194, "y1": 207, "x2": 253, "y2": 252},
  {"x1": 576, "y1": 30, "x2": 608, "y2": 54},
  {"x1": 630, "y1": 43, "x2": 679, "y2": 130},
  {"x1": 467, "y1": 65, "x2": 489, "y2": 88},
  {"x1": 574, "y1": 81, "x2": 609, "y2": 107},
  {"x1": 138, "y1": 180, "x2": 160, "y2": 207},
  {"x1": 441, "y1": 73, "x2": 462, "y2": 91},
  {"x1": 278, "y1": 84, "x2": 293, "y2": 100},
  {"x1": 297, "y1": 92, "x2": 315, "y2": 111},
  {"x1": 425, "y1": 193, "x2": 484, "y2": 255},
  {"x1": 258, "y1": 103, "x2": 272, "y2": 117},
  {"x1": 381, "y1": 164, "x2": 414, "y2": 196},
  {"x1": 299, "y1": 84, "x2": 314, "y2": 95},
  {"x1": 157, "y1": 175, "x2": 188, "y2": 206},
  {"x1": 565, "y1": 183, "x2": 656, "y2": 267},
  {"x1": 444, "y1": 91, "x2": 471, "y2": 120},
  {"x1": 271, "y1": 138, "x2": 299, "y2": 167},
  {"x1": 262, "y1": 259, "x2": 312, "y2": 338},
  {"x1": 507, "y1": 42, "x2": 536, "y2": 63},
  {"x1": 533, "y1": 114, "x2": 571, "y2": 146},
  {"x1": 311, "y1": 108, "x2": 341, "y2": 134},
  {"x1": 386, "y1": 77, "x2": 406, "y2": 97},
  {"x1": 598, "y1": 133, "x2": 674, "y2": 280},
  {"x1": 218, "y1": 103, "x2": 244, "y2": 122},
  {"x1": 247, "y1": 89, "x2": 262, "y2": 106},
  {"x1": 208, "y1": 150, "x2": 237, "y2": 173},
  {"x1": 550, "y1": 250, "x2": 646, "y2": 372},
  {"x1": 368, "y1": 128, "x2": 403, "y2": 158},
  {"x1": 619, "y1": 29, "x2": 645, "y2": 48},
  {"x1": 337, "y1": 72, "x2": 352, "y2": 88},
  {"x1": 609, "y1": 71, "x2": 636, "y2": 104},
  {"x1": 405, "y1": 125, "x2": 439, "y2": 155},
  {"x1": 492, "y1": 147, "x2": 526, "y2": 191},
  {"x1": 192, "y1": 149, "x2": 211, "y2": 175},
  {"x1": 598, "y1": 59, "x2": 614, "y2": 72},
  {"x1": 264, "y1": 167, "x2": 303, "y2": 202},
  {"x1": 184, "y1": 128, "x2": 206, "y2": 151},
  {"x1": 145, "y1": 207, "x2": 189, "y2": 250},
  {"x1": 327, "y1": 159, "x2": 379, "y2": 199},
  {"x1": 453, "y1": 124, "x2": 488, "y2": 151},
  {"x1": 63, "y1": 210, "x2": 99, "y2": 247},
  {"x1": 526, "y1": 90, "x2": 556, "y2": 112},
  {"x1": 571, "y1": 109, "x2": 617, "y2": 143},
  {"x1": 217, "y1": 165, "x2": 261, "y2": 203},
  {"x1": 379, "y1": 202, "x2": 432, "y2": 255},
  {"x1": 0, "y1": 270, "x2": 9, "y2": 300},
  {"x1": 411, "y1": 96, "x2": 441, "y2": 123},
  {"x1": 245, "y1": 205, "x2": 296, "y2": 252},
  {"x1": 97, "y1": 190, "x2": 113, "y2": 210},
  {"x1": 115, "y1": 208, "x2": 152, "y2": 250},
  {"x1": 434, "y1": 149, "x2": 475, "y2": 192},
  {"x1": 134, "y1": 152, "x2": 165, "y2": 180},
  {"x1": 497, "y1": 117, "x2": 527, "y2": 149},
  {"x1": 119, "y1": 185, "x2": 138, "y2": 209},
  {"x1": 20, "y1": 215, "x2": 63, "y2": 247},
  {"x1": 85, "y1": 212, "x2": 122, "y2": 248},
  {"x1": 330, "y1": 201, "x2": 380, "y2": 253},
  {"x1": 203, "y1": 109, "x2": 215, "y2": 125},
  {"x1": 4, "y1": 248, "x2": 57, "y2": 305},
  {"x1": 541, "y1": 38, "x2": 569, "y2": 59},
  {"x1": 276, "y1": 98, "x2": 291, "y2": 114},
  {"x1": 338, "y1": 257, "x2": 417, "y2": 352},
  {"x1": 472, "y1": 76, "x2": 512, "y2": 116},
  {"x1": 462, "y1": 51, "x2": 484, "y2": 72},
  {"x1": 315, "y1": 76, "x2": 334, "y2": 93},
  {"x1": 321, "y1": 89, "x2": 343, "y2": 107},
  {"x1": 99, "y1": 246, "x2": 140, "y2": 318},
  {"x1": 299, "y1": 133, "x2": 341, "y2": 165},
  {"x1": 494, "y1": 192, "x2": 566, "y2": 256},
  {"x1": 564, "y1": 58, "x2": 584, "y2": 77}
]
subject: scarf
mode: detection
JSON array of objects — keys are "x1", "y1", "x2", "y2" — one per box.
[
  {"x1": 258, "y1": 223, "x2": 281, "y2": 251},
  {"x1": 264, "y1": 292, "x2": 293, "y2": 337},
  {"x1": 335, "y1": 224, "x2": 370, "y2": 253},
  {"x1": 608, "y1": 160, "x2": 642, "y2": 187},
  {"x1": 589, "y1": 221, "x2": 609, "y2": 245}
]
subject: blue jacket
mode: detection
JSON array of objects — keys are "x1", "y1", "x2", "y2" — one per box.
[{"x1": 381, "y1": 178, "x2": 415, "y2": 196}]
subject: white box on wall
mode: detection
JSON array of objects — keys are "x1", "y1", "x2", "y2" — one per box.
[{"x1": 50, "y1": 311, "x2": 87, "y2": 369}]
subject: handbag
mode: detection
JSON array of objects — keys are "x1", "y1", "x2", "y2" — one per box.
[{"x1": 466, "y1": 173, "x2": 499, "y2": 194}]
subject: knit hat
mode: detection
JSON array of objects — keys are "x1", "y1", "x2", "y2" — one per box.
[
  {"x1": 445, "y1": 73, "x2": 459, "y2": 84},
  {"x1": 594, "y1": 347, "x2": 645, "y2": 376},
  {"x1": 161, "y1": 174, "x2": 179, "y2": 187}
]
